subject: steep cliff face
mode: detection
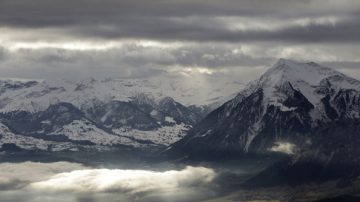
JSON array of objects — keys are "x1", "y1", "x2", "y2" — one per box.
[{"x1": 168, "y1": 59, "x2": 360, "y2": 158}]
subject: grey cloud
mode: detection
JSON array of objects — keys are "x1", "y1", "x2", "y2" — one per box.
[
  {"x1": 0, "y1": 0, "x2": 347, "y2": 26},
  {"x1": 0, "y1": 178, "x2": 25, "y2": 190},
  {"x1": 323, "y1": 61, "x2": 360, "y2": 70},
  {"x1": 0, "y1": 161, "x2": 85, "y2": 191},
  {"x1": 0, "y1": 0, "x2": 359, "y2": 81},
  {"x1": 0, "y1": 0, "x2": 359, "y2": 43},
  {"x1": 5, "y1": 14, "x2": 360, "y2": 44},
  {"x1": 170, "y1": 45, "x2": 273, "y2": 68},
  {"x1": 254, "y1": 19, "x2": 360, "y2": 43},
  {"x1": 0, "y1": 47, "x2": 8, "y2": 61},
  {"x1": 1, "y1": 42, "x2": 360, "y2": 81},
  {"x1": 322, "y1": 61, "x2": 360, "y2": 80},
  {"x1": 0, "y1": 44, "x2": 275, "y2": 80}
]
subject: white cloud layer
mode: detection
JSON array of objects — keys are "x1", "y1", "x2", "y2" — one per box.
[
  {"x1": 0, "y1": 162, "x2": 216, "y2": 202},
  {"x1": 31, "y1": 166, "x2": 215, "y2": 193}
]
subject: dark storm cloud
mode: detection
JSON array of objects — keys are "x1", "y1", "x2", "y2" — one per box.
[
  {"x1": 0, "y1": 0, "x2": 336, "y2": 26},
  {"x1": 54, "y1": 16, "x2": 360, "y2": 43},
  {"x1": 0, "y1": 0, "x2": 359, "y2": 43}
]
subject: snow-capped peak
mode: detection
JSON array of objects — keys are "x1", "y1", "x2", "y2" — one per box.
[
  {"x1": 260, "y1": 58, "x2": 343, "y2": 87},
  {"x1": 253, "y1": 59, "x2": 359, "y2": 100},
  {"x1": 231, "y1": 59, "x2": 360, "y2": 119}
]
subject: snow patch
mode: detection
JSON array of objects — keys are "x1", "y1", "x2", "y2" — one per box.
[
  {"x1": 165, "y1": 116, "x2": 176, "y2": 123},
  {"x1": 150, "y1": 110, "x2": 158, "y2": 116},
  {"x1": 0, "y1": 123, "x2": 75, "y2": 151}
]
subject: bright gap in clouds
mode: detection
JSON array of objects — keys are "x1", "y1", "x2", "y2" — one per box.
[
  {"x1": 9, "y1": 42, "x2": 122, "y2": 51},
  {"x1": 2, "y1": 38, "x2": 184, "y2": 51},
  {"x1": 221, "y1": 16, "x2": 342, "y2": 32}
]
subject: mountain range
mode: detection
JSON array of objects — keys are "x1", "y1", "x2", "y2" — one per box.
[
  {"x1": 0, "y1": 74, "x2": 243, "y2": 152},
  {"x1": 1, "y1": 58, "x2": 360, "y2": 172}
]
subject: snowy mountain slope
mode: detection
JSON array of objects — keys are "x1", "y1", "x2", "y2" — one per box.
[
  {"x1": 85, "y1": 100, "x2": 161, "y2": 131},
  {"x1": 168, "y1": 59, "x2": 360, "y2": 158},
  {"x1": 225, "y1": 59, "x2": 360, "y2": 120},
  {"x1": 0, "y1": 101, "x2": 190, "y2": 151},
  {"x1": 0, "y1": 79, "x2": 39, "y2": 96},
  {"x1": 49, "y1": 119, "x2": 140, "y2": 147},
  {"x1": 157, "y1": 97, "x2": 200, "y2": 125},
  {"x1": 254, "y1": 59, "x2": 360, "y2": 120},
  {"x1": 0, "y1": 123, "x2": 77, "y2": 152},
  {"x1": 112, "y1": 124, "x2": 189, "y2": 146}
]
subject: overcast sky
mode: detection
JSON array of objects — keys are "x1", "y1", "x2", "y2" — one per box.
[{"x1": 0, "y1": 0, "x2": 359, "y2": 81}]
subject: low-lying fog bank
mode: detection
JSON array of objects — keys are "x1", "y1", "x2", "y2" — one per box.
[
  {"x1": 0, "y1": 161, "x2": 219, "y2": 202},
  {"x1": 1, "y1": 159, "x2": 359, "y2": 202}
]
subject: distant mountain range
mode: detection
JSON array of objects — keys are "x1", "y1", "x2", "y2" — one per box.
[{"x1": 0, "y1": 73, "x2": 243, "y2": 152}]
